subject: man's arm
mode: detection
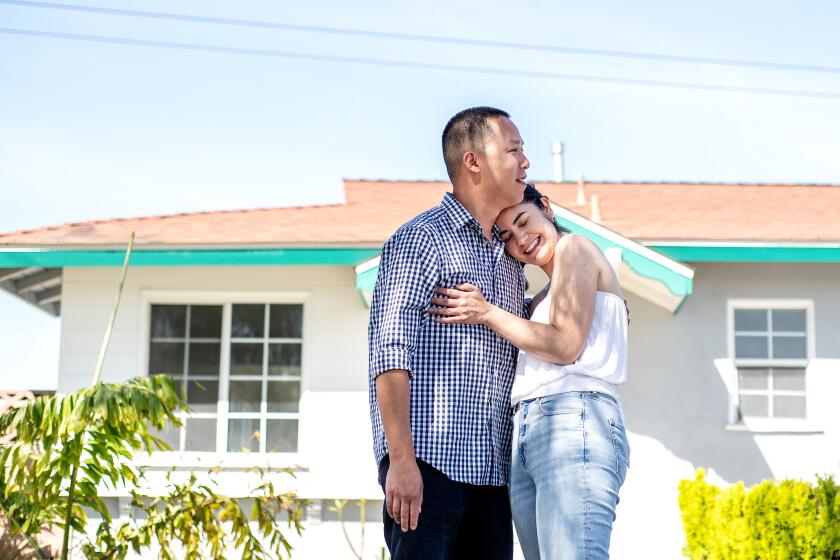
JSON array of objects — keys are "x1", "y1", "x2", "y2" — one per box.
[
  {"x1": 376, "y1": 369, "x2": 422, "y2": 532},
  {"x1": 368, "y1": 226, "x2": 438, "y2": 533}
]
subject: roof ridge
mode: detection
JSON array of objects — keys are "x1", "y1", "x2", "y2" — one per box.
[
  {"x1": 344, "y1": 178, "x2": 450, "y2": 184},
  {"x1": 346, "y1": 178, "x2": 840, "y2": 188}
]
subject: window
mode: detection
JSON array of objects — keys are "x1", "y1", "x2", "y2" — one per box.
[
  {"x1": 228, "y1": 304, "x2": 302, "y2": 453},
  {"x1": 730, "y1": 303, "x2": 811, "y2": 422},
  {"x1": 148, "y1": 302, "x2": 303, "y2": 453}
]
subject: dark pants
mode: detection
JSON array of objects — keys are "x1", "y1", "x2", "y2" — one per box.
[{"x1": 378, "y1": 455, "x2": 513, "y2": 560}]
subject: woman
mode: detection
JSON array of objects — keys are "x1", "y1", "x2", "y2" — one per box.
[{"x1": 429, "y1": 184, "x2": 629, "y2": 560}]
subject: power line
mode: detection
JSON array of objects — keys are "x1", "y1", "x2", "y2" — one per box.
[
  {"x1": 2, "y1": 0, "x2": 839, "y2": 76},
  {"x1": 3, "y1": 27, "x2": 840, "y2": 101}
]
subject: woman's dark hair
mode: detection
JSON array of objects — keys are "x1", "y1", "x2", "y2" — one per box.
[{"x1": 522, "y1": 184, "x2": 571, "y2": 234}]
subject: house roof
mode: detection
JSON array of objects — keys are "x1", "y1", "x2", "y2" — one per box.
[{"x1": 2, "y1": 180, "x2": 840, "y2": 247}]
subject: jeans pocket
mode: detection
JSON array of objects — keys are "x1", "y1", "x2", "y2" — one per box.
[
  {"x1": 609, "y1": 419, "x2": 630, "y2": 483},
  {"x1": 537, "y1": 395, "x2": 583, "y2": 416}
]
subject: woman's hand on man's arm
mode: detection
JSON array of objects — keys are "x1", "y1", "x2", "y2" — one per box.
[
  {"x1": 429, "y1": 283, "x2": 572, "y2": 364},
  {"x1": 429, "y1": 283, "x2": 501, "y2": 327}
]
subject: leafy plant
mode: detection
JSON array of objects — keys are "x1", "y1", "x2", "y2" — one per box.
[
  {"x1": 330, "y1": 498, "x2": 390, "y2": 560},
  {"x1": 678, "y1": 468, "x2": 840, "y2": 560},
  {"x1": 0, "y1": 233, "x2": 306, "y2": 558}
]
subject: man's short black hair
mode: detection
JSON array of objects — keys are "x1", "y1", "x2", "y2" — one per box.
[{"x1": 441, "y1": 107, "x2": 510, "y2": 181}]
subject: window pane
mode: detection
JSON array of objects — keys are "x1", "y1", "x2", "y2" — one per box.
[
  {"x1": 266, "y1": 419, "x2": 298, "y2": 453},
  {"x1": 739, "y1": 395, "x2": 768, "y2": 418},
  {"x1": 187, "y1": 380, "x2": 218, "y2": 413},
  {"x1": 267, "y1": 381, "x2": 301, "y2": 413},
  {"x1": 773, "y1": 369, "x2": 806, "y2": 391},
  {"x1": 771, "y1": 309, "x2": 806, "y2": 333},
  {"x1": 738, "y1": 369, "x2": 768, "y2": 390},
  {"x1": 230, "y1": 343, "x2": 264, "y2": 376},
  {"x1": 149, "y1": 422, "x2": 180, "y2": 451},
  {"x1": 188, "y1": 343, "x2": 221, "y2": 376},
  {"x1": 772, "y1": 336, "x2": 807, "y2": 359},
  {"x1": 232, "y1": 304, "x2": 265, "y2": 338},
  {"x1": 184, "y1": 418, "x2": 216, "y2": 451},
  {"x1": 190, "y1": 305, "x2": 223, "y2": 338},
  {"x1": 773, "y1": 396, "x2": 806, "y2": 418},
  {"x1": 230, "y1": 381, "x2": 262, "y2": 413},
  {"x1": 168, "y1": 377, "x2": 186, "y2": 400},
  {"x1": 734, "y1": 309, "x2": 767, "y2": 332},
  {"x1": 735, "y1": 336, "x2": 769, "y2": 359},
  {"x1": 149, "y1": 342, "x2": 184, "y2": 375},
  {"x1": 268, "y1": 344, "x2": 302, "y2": 376},
  {"x1": 270, "y1": 304, "x2": 303, "y2": 338},
  {"x1": 228, "y1": 418, "x2": 260, "y2": 452},
  {"x1": 151, "y1": 305, "x2": 186, "y2": 338}
]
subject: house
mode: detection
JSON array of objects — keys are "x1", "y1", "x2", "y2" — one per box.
[{"x1": 1, "y1": 179, "x2": 839, "y2": 559}]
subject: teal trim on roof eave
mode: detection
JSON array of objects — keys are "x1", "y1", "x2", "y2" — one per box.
[
  {"x1": 552, "y1": 218, "x2": 693, "y2": 298},
  {"x1": 0, "y1": 248, "x2": 382, "y2": 267},
  {"x1": 355, "y1": 265, "x2": 378, "y2": 295},
  {"x1": 649, "y1": 245, "x2": 840, "y2": 262}
]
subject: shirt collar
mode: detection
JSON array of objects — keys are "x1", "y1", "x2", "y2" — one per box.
[
  {"x1": 441, "y1": 192, "x2": 505, "y2": 242},
  {"x1": 441, "y1": 192, "x2": 477, "y2": 230}
]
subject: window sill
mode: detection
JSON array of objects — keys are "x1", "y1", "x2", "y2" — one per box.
[
  {"x1": 726, "y1": 421, "x2": 823, "y2": 434},
  {"x1": 132, "y1": 451, "x2": 308, "y2": 471}
]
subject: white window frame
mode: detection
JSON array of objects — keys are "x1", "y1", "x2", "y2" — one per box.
[
  {"x1": 136, "y1": 290, "x2": 310, "y2": 467},
  {"x1": 725, "y1": 298, "x2": 820, "y2": 433}
]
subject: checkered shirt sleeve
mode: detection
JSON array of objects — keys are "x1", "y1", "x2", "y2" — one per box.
[{"x1": 367, "y1": 225, "x2": 438, "y2": 379}]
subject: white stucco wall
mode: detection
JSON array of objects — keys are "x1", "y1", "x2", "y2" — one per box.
[
  {"x1": 611, "y1": 262, "x2": 840, "y2": 559},
  {"x1": 59, "y1": 261, "x2": 840, "y2": 559},
  {"x1": 59, "y1": 265, "x2": 386, "y2": 558}
]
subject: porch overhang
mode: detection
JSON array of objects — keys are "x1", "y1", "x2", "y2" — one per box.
[
  {"x1": 352, "y1": 206, "x2": 695, "y2": 314},
  {"x1": 550, "y1": 203, "x2": 695, "y2": 314}
]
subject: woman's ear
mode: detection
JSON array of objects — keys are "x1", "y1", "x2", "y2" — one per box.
[{"x1": 541, "y1": 196, "x2": 554, "y2": 219}]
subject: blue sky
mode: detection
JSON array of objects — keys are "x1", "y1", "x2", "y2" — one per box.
[{"x1": 2, "y1": 0, "x2": 840, "y2": 389}]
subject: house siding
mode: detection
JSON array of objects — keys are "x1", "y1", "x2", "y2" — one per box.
[{"x1": 58, "y1": 262, "x2": 840, "y2": 559}]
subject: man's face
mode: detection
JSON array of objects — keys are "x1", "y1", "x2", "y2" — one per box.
[{"x1": 476, "y1": 117, "x2": 530, "y2": 207}]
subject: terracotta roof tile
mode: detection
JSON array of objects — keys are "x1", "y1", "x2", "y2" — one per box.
[{"x1": 1, "y1": 180, "x2": 838, "y2": 246}]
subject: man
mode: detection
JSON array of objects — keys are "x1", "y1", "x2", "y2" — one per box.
[{"x1": 368, "y1": 107, "x2": 530, "y2": 559}]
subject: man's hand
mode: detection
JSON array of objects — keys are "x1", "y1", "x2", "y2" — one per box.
[{"x1": 385, "y1": 458, "x2": 423, "y2": 532}]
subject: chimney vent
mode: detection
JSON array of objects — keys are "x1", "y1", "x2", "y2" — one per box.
[
  {"x1": 577, "y1": 175, "x2": 586, "y2": 205},
  {"x1": 591, "y1": 194, "x2": 602, "y2": 223}
]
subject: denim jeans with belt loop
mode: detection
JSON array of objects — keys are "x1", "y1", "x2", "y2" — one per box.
[{"x1": 510, "y1": 391, "x2": 630, "y2": 560}]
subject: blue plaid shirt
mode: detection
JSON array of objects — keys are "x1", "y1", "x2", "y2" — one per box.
[{"x1": 368, "y1": 192, "x2": 526, "y2": 486}]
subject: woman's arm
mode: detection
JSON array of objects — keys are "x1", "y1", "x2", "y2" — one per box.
[
  {"x1": 527, "y1": 283, "x2": 550, "y2": 317},
  {"x1": 430, "y1": 235, "x2": 600, "y2": 365}
]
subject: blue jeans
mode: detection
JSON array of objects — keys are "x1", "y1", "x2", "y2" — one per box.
[{"x1": 510, "y1": 392, "x2": 629, "y2": 560}]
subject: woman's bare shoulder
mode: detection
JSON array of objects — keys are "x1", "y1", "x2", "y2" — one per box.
[
  {"x1": 551, "y1": 233, "x2": 616, "y2": 289},
  {"x1": 553, "y1": 233, "x2": 600, "y2": 258}
]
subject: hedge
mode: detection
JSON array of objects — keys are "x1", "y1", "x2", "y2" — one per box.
[{"x1": 678, "y1": 468, "x2": 840, "y2": 559}]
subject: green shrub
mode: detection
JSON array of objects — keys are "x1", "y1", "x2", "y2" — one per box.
[{"x1": 678, "y1": 468, "x2": 840, "y2": 560}]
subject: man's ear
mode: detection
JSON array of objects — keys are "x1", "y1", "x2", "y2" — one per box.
[
  {"x1": 463, "y1": 151, "x2": 480, "y2": 174},
  {"x1": 542, "y1": 196, "x2": 554, "y2": 219}
]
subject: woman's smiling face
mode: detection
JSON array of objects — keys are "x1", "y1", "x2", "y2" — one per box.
[{"x1": 496, "y1": 199, "x2": 560, "y2": 266}]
